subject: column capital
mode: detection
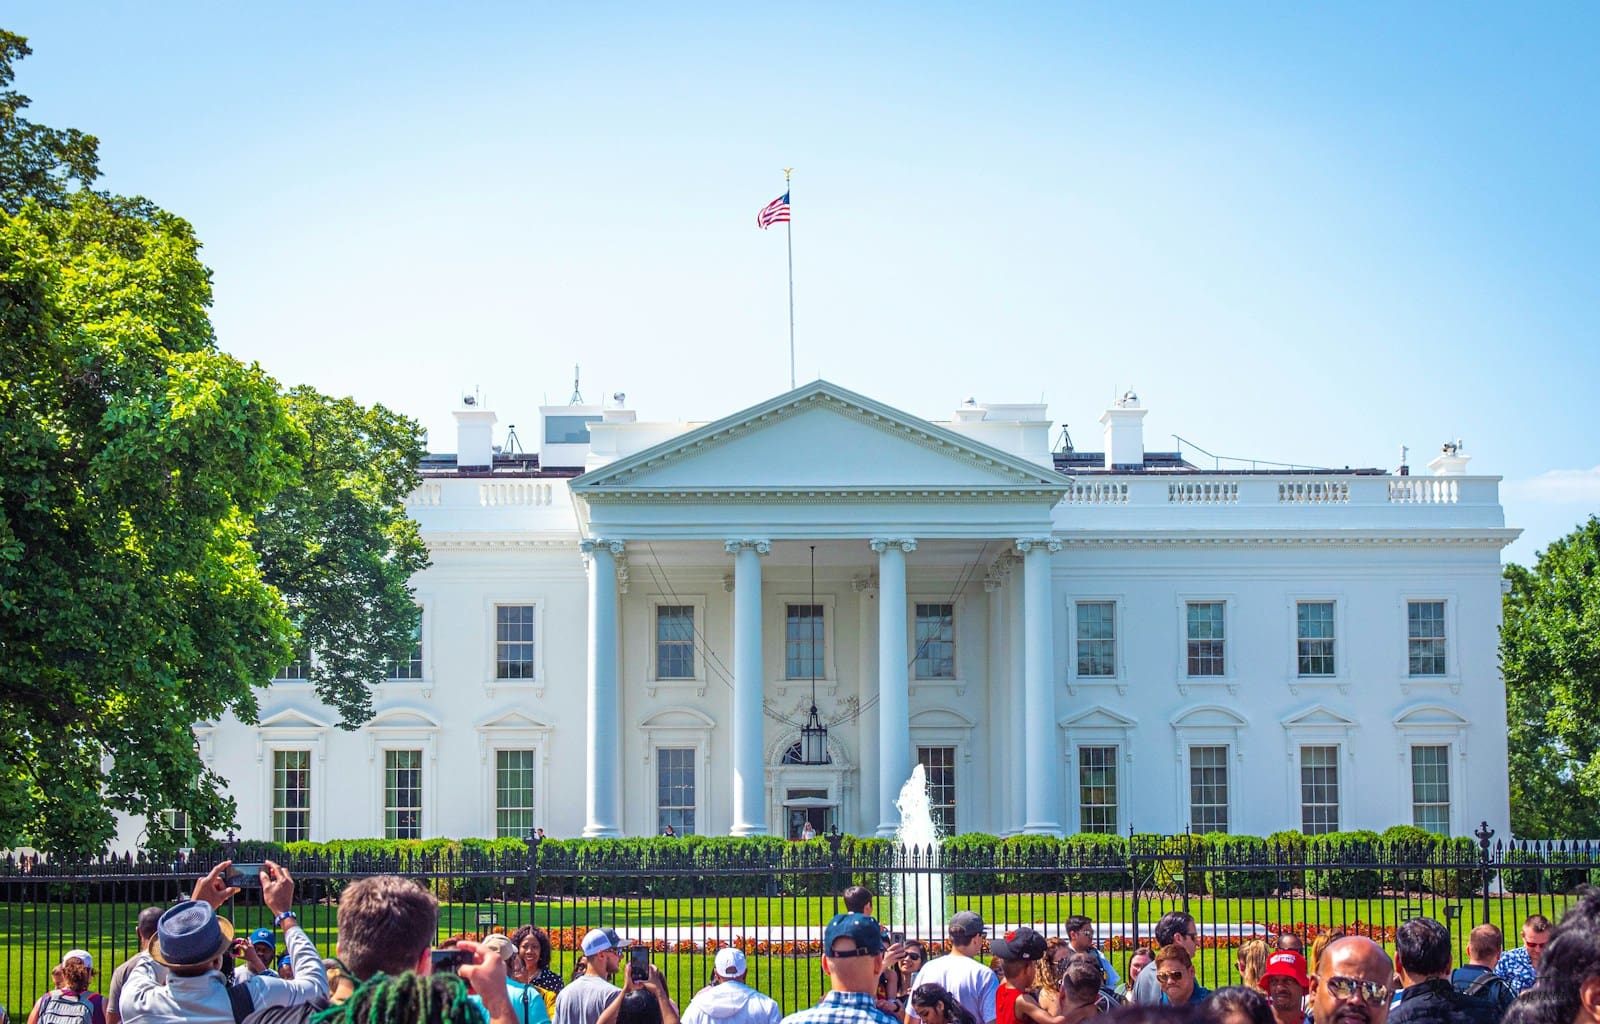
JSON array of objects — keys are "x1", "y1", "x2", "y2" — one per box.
[
  {"x1": 869, "y1": 538, "x2": 917, "y2": 554},
  {"x1": 1014, "y1": 536, "x2": 1062, "y2": 554},
  {"x1": 579, "y1": 538, "x2": 626, "y2": 556},
  {"x1": 724, "y1": 539, "x2": 772, "y2": 556}
]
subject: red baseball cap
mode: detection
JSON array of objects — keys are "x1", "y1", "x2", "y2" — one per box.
[{"x1": 1261, "y1": 951, "x2": 1310, "y2": 990}]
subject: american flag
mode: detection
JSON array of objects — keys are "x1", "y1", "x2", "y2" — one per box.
[{"x1": 757, "y1": 192, "x2": 790, "y2": 230}]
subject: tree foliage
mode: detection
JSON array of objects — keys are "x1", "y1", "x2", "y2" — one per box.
[
  {"x1": 257, "y1": 389, "x2": 428, "y2": 726},
  {"x1": 0, "y1": 33, "x2": 427, "y2": 853},
  {"x1": 1502, "y1": 516, "x2": 1600, "y2": 838}
]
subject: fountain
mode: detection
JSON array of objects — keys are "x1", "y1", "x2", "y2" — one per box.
[{"x1": 888, "y1": 763, "x2": 946, "y2": 943}]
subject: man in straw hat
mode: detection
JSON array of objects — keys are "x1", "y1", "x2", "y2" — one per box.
[{"x1": 120, "y1": 859, "x2": 327, "y2": 1024}]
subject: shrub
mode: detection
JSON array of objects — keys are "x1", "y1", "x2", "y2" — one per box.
[
  {"x1": 1060, "y1": 832, "x2": 1130, "y2": 891},
  {"x1": 1306, "y1": 831, "x2": 1383, "y2": 897},
  {"x1": 1206, "y1": 834, "x2": 1274, "y2": 897}
]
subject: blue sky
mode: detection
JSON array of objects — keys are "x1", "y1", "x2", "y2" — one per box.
[{"x1": 8, "y1": 2, "x2": 1597, "y2": 565}]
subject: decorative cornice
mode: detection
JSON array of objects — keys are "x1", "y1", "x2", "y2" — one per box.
[
  {"x1": 579, "y1": 486, "x2": 1064, "y2": 504},
  {"x1": 869, "y1": 538, "x2": 917, "y2": 554},
  {"x1": 1051, "y1": 530, "x2": 1518, "y2": 550},
  {"x1": 579, "y1": 538, "x2": 626, "y2": 556},
  {"x1": 1014, "y1": 537, "x2": 1063, "y2": 554},
  {"x1": 724, "y1": 539, "x2": 772, "y2": 555}
]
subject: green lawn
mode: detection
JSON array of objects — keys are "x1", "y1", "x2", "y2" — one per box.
[{"x1": 2, "y1": 893, "x2": 1580, "y2": 1016}]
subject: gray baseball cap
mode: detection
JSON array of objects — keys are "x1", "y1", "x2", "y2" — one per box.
[{"x1": 948, "y1": 910, "x2": 985, "y2": 939}]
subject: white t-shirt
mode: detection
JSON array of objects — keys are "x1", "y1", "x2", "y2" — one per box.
[{"x1": 911, "y1": 954, "x2": 999, "y2": 1024}]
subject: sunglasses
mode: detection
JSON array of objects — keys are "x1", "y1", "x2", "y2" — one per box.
[
  {"x1": 1323, "y1": 977, "x2": 1390, "y2": 1007},
  {"x1": 905, "y1": 953, "x2": 925, "y2": 961},
  {"x1": 1155, "y1": 971, "x2": 1188, "y2": 984}
]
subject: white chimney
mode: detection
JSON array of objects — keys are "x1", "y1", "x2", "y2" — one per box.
[
  {"x1": 1427, "y1": 440, "x2": 1471, "y2": 476},
  {"x1": 454, "y1": 407, "x2": 497, "y2": 469},
  {"x1": 1099, "y1": 391, "x2": 1147, "y2": 470}
]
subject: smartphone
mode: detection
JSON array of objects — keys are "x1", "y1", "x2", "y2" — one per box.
[
  {"x1": 224, "y1": 862, "x2": 264, "y2": 888},
  {"x1": 630, "y1": 947, "x2": 650, "y2": 982},
  {"x1": 890, "y1": 931, "x2": 906, "y2": 946},
  {"x1": 431, "y1": 949, "x2": 473, "y2": 975}
]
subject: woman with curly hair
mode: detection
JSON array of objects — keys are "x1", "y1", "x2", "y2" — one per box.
[
  {"x1": 1036, "y1": 939, "x2": 1074, "y2": 1016},
  {"x1": 509, "y1": 927, "x2": 564, "y2": 995}
]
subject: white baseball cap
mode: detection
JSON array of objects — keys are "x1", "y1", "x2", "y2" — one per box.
[
  {"x1": 714, "y1": 948, "x2": 747, "y2": 979},
  {"x1": 64, "y1": 950, "x2": 93, "y2": 971}
]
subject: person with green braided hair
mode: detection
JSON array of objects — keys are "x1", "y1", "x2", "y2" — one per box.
[{"x1": 312, "y1": 946, "x2": 517, "y2": 1024}]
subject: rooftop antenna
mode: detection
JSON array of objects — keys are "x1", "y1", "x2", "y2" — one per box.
[
  {"x1": 462, "y1": 385, "x2": 481, "y2": 408},
  {"x1": 569, "y1": 364, "x2": 584, "y2": 406}
]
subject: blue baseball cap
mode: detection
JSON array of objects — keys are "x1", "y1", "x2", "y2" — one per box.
[
  {"x1": 250, "y1": 928, "x2": 274, "y2": 948},
  {"x1": 823, "y1": 913, "x2": 884, "y2": 957}
]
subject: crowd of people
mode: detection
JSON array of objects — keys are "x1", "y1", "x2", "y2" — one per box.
[{"x1": 14, "y1": 865, "x2": 1595, "y2": 1024}]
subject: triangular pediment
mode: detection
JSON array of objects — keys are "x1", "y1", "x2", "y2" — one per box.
[
  {"x1": 572, "y1": 381, "x2": 1066, "y2": 498},
  {"x1": 258, "y1": 708, "x2": 333, "y2": 731},
  {"x1": 1282, "y1": 705, "x2": 1358, "y2": 729},
  {"x1": 476, "y1": 709, "x2": 554, "y2": 732},
  {"x1": 1060, "y1": 705, "x2": 1139, "y2": 730}
]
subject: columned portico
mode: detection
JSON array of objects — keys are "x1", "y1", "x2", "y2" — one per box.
[
  {"x1": 727, "y1": 538, "x2": 771, "y2": 836},
  {"x1": 1017, "y1": 536, "x2": 1063, "y2": 835},
  {"x1": 872, "y1": 537, "x2": 916, "y2": 836},
  {"x1": 581, "y1": 538, "x2": 624, "y2": 838}
]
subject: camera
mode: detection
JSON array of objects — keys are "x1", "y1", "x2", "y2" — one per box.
[
  {"x1": 431, "y1": 949, "x2": 473, "y2": 975},
  {"x1": 224, "y1": 862, "x2": 264, "y2": 888},
  {"x1": 630, "y1": 947, "x2": 650, "y2": 982},
  {"x1": 890, "y1": 931, "x2": 906, "y2": 947}
]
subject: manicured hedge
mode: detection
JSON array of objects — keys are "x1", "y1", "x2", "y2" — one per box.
[{"x1": 145, "y1": 828, "x2": 1525, "y2": 900}]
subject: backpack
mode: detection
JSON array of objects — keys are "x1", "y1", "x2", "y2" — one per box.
[
  {"x1": 226, "y1": 980, "x2": 256, "y2": 1024},
  {"x1": 36, "y1": 994, "x2": 93, "y2": 1024}
]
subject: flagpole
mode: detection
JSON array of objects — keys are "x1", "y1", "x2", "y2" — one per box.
[{"x1": 784, "y1": 167, "x2": 795, "y2": 390}]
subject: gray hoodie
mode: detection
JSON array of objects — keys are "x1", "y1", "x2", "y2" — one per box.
[{"x1": 680, "y1": 981, "x2": 781, "y2": 1024}]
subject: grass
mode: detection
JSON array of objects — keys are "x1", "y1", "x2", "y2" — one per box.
[{"x1": 3, "y1": 892, "x2": 1581, "y2": 1016}]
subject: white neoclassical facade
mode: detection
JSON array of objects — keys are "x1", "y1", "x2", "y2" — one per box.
[{"x1": 125, "y1": 380, "x2": 1520, "y2": 846}]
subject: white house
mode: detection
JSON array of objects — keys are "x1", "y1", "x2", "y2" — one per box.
[{"x1": 132, "y1": 380, "x2": 1518, "y2": 846}]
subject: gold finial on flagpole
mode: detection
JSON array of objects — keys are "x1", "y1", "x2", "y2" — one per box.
[{"x1": 784, "y1": 167, "x2": 793, "y2": 183}]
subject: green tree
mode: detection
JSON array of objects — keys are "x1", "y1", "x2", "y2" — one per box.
[
  {"x1": 0, "y1": 33, "x2": 427, "y2": 852},
  {"x1": 256, "y1": 388, "x2": 428, "y2": 726},
  {"x1": 0, "y1": 30, "x2": 99, "y2": 212},
  {"x1": 1502, "y1": 516, "x2": 1600, "y2": 837}
]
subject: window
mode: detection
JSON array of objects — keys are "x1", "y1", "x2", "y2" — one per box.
[
  {"x1": 915, "y1": 604, "x2": 956, "y2": 679},
  {"x1": 917, "y1": 747, "x2": 956, "y2": 836},
  {"x1": 1296, "y1": 602, "x2": 1335, "y2": 676},
  {"x1": 1186, "y1": 602, "x2": 1226, "y2": 677},
  {"x1": 1078, "y1": 745, "x2": 1119, "y2": 834},
  {"x1": 656, "y1": 606, "x2": 695, "y2": 680},
  {"x1": 385, "y1": 749, "x2": 423, "y2": 839},
  {"x1": 782, "y1": 741, "x2": 832, "y2": 765},
  {"x1": 656, "y1": 748, "x2": 696, "y2": 835},
  {"x1": 386, "y1": 615, "x2": 424, "y2": 681},
  {"x1": 1408, "y1": 601, "x2": 1447, "y2": 676},
  {"x1": 1300, "y1": 745, "x2": 1340, "y2": 834},
  {"x1": 272, "y1": 750, "x2": 310, "y2": 842},
  {"x1": 1076, "y1": 602, "x2": 1117, "y2": 677},
  {"x1": 1411, "y1": 744, "x2": 1451, "y2": 833},
  {"x1": 272, "y1": 650, "x2": 309, "y2": 682},
  {"x1": 159, "y1": 809, "x2": 191, "y2": 845},
  {"x1": 1189, "y1": 745, "x2": 1230, "y2": 832},
  {"x1": 495, "y1": 750, "x2": 535, "y2": 838},
  {"x1": 496, "y1": 605, "x2": 536, "y2": 679},
  {"x1": 785, "y1": 604, "x2": 825, "y2": 680}
]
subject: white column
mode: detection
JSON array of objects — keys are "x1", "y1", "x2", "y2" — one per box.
[
  {"x1": 581, "y1": 538, "x2": 624, "y2": 838},
  {"x1": 984, "y1": 566, "x2": 1007, "y2": 837},
  {"x1": 727, "y1": 539, "x2": 771, "y2": 836},
  {"x1": 1017, "y1": 537, "x2": 1063, "y2": 836},
  {"x1": 854, "y1": 576, "x2": 880, "y2": 836},
  {"x1": 1006, "y1": 563, "x2": 1027, "y2": 835},
  {"x1": 872, "y1": 537, "x2": 916, "y2": 837}
]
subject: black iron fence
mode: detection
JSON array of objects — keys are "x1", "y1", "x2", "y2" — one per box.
[{"x1": 4, "y1": 830, "x2": 1599, "y2": 1018}]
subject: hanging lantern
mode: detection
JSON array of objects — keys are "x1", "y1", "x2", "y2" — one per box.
[{"x1": 800, "y1": 703, "x2": 829, "y2": 765}]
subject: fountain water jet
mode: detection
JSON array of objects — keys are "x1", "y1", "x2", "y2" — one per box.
[{"x1": 888, "y1": 763, "x2": 946, "y2": 943}]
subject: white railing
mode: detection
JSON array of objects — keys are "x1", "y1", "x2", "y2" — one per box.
[
  {"x1": 1169, "y1": 482, "x2": 1239, "y2": 505},
  {"x1": 1064, "y1": 482, "x2": 1129, "y2": 505},
  {"x1": 1388, "y1": 478, "x2": 1458, "y2": 504},
  {"x1": 479, "y1": 482, "x2": 555, "y2": 507},
  {"x1": 1279, "y1": 480, "x2": 1349, "y2": 504},
  {"x1": 406, "y1": 482, "x2": 443, "y2": 506}
]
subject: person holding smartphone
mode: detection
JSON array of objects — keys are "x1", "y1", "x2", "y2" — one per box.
[
  {"x1": 556, "y1": 929, "x2": 633, "y2": 1024},
  {"x1": 594, "y1": 955, "x2": 679, "y2": 1024}
]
